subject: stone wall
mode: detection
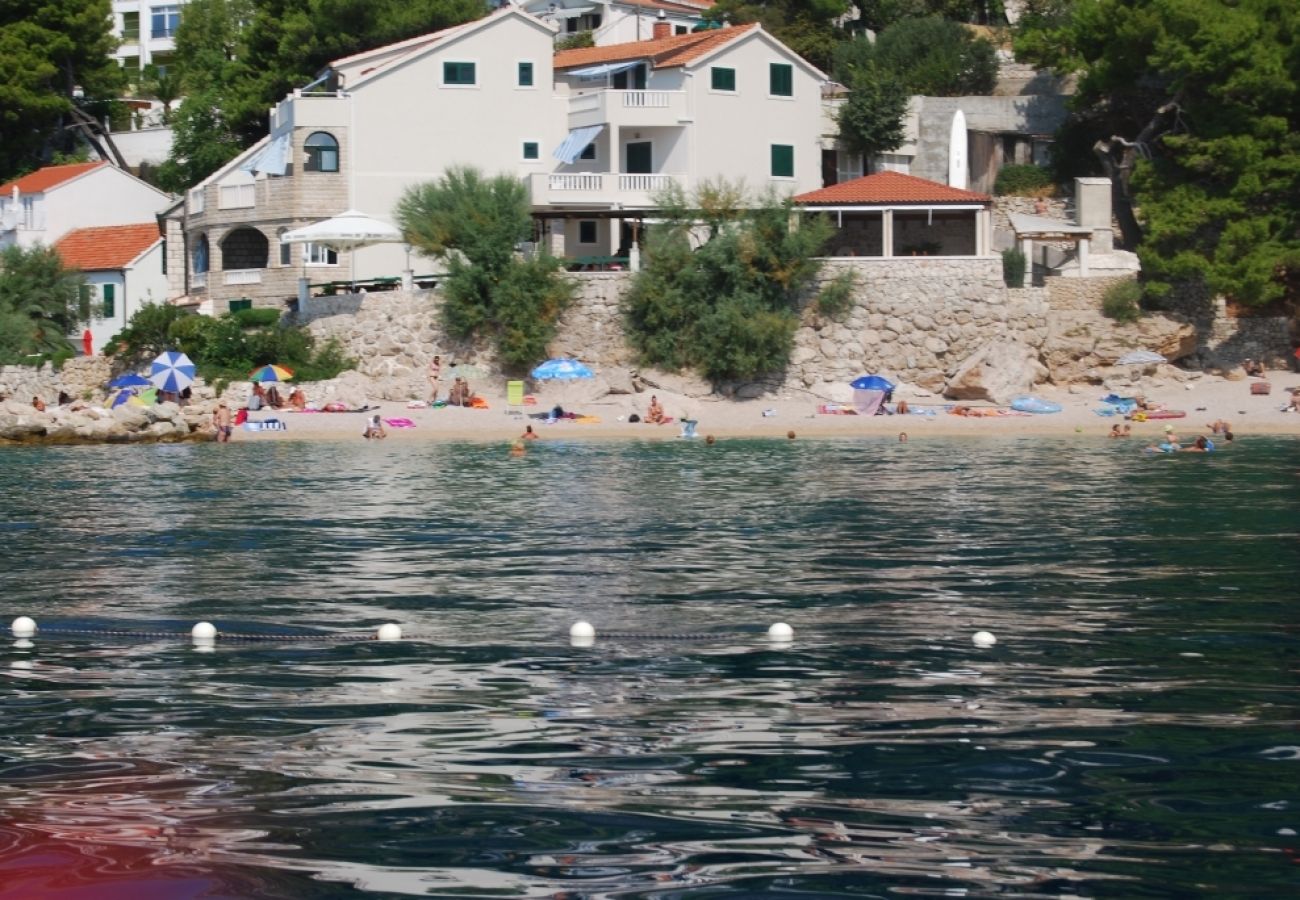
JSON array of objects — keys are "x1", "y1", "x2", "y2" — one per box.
[{"x1": 1, "y1": 357, "x2": 113, "y2": 406}]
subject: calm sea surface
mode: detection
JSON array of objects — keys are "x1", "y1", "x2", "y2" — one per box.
[{"x1": 1, "y1": 435, "x2": 1298, "y2": 899}]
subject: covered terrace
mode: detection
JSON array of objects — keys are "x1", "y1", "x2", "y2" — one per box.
[{"x1": 795, "y1": 171, "x2": 993, "y2": 258}]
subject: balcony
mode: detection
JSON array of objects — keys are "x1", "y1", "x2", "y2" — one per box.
[
  {"x1": 223, "y1": 269, "x2": 263, "y2": 286},
  {"x1": 530, "y1": 172, "x2": 688, "y2": 208},
  {"x1": 567, "y1": 90, "x2": 688, "y2": 130}
]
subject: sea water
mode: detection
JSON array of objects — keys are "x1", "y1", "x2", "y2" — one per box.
[{"x1": 1, "y1": 436, "x2": 1298, "y2": 898}]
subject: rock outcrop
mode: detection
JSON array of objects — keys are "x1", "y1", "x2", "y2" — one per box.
[{"x1": 945, "y1": 340, "x2": 1049, "y2": 404}]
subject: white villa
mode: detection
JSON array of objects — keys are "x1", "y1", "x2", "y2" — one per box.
[
  {"x1": 163, "y1": 5, "x2": 829, "y2": 311},
  {"x1": 111, "y1": 0, "x2": 184, "y2": 75},
  {"x1": 514, "y1": 0, "x2": 709, "y2": 44},
  {"x1": 54, "y1": 224, "x2": 169, "y2": 356},
  {"x1": 0, "y1": 162, "x2": 173, "y2": 250}
]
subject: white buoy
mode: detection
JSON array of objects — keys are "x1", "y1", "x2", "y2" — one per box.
[
  {"x1": 767, "y1": 622, "x2": 794, "y2": 642},
  {"x1": 11, "y1": 616, "x2": 36, "y2": 638},
  {"x1": 191, "y1": 621, "x2": 217, "y2": 641},
  {"x1": 376, "y1": 623, "x2": 402, "y2": 642},
  {"x1": 972, "y1": 630, "x2": 997, "y2": 648},
  {"x1": 569, "y1": 621, "x2": 596, "y2": 640}
]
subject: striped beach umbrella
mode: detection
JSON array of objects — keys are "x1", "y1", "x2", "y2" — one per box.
[
  {"x1": 249, "y1": 364, "x2": 294, "y2": 383},
  {"x1": 149, "y1": 350, "x2": 197, "y2": 393}
]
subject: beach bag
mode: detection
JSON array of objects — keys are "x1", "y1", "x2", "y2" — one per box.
[
  {"x1": 1250, "y1": 382, "x2": 1272, "y2": 395},
  {"x1": 628, "y1": 413, "x2": 640, "y2": 423}
]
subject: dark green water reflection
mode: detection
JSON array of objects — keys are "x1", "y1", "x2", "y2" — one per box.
[{"x1": 1, "y1": 436, "x2": 1298, "y2": 898}]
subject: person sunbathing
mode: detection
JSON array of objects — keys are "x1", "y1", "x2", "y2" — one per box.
[
  {"x1": 646, "y1": 395, "x2": 666, "y2": 424},
  {"x1": 266, "y1": 385, "x2": 284, "y2": 409},
  {"x1": 1207, "y1": 418, "x2": 1231, "y2": 433},
  {"x1": 288, "y1": 388, "x2": 306, "y2": 410}
]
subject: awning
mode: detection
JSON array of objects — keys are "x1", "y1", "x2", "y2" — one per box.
[
  {"x1": 553, "y1": 124, "x2": 604, "y2": 165},
  {"x1": 240, "y1": 133, "x2": 290, "y2": 176},
  {"x1": 549, "y1": 5, "x2": 596, "y2": 18},
  {"x1": 569, "y1": 60, "x2": 642, "y2": 80}
]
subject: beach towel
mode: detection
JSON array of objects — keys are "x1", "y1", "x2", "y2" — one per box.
[
  {"x1": 383, "y1": 417, "x2": 416, "y2": 428},
  {"x1": 818, "y1": 404, "x2": 859, "y2": 415}
]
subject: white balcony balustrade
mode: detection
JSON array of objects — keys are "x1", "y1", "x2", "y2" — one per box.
[
  {"x1": 567, "y1": 90, "x2": 687, "y2": 129},
  {"x1": 223, "y1": 269, "x2": 263, "y2": 285}
]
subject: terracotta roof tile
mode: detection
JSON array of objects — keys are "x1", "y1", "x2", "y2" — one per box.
[
  {"x1": 54, "y1": 223, "x2": 161, "y2": 271},
  {"x1": 554, "y1": 23, "x2": 758, "y2": 71},
  {"x1": 795, "y1": 171, "x2": 991, "y2": 205},
  {"x1": 0, "y1": 162, "x2": 106, "y2": 195}
]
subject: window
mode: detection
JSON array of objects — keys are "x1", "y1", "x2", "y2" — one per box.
[
  {"x1": 122, "y1": 11, "x2": 140, "y2": 41},
  {"x1": 193, "y1": 235, "x2": 209, "y2": 273},
  {"x1": 443, "y1": 61, "x2": 476, "y2": 86},
  {"x1": 121, "y1": 55, "x2": 140, "y2": 74},
  {"x1": 578, "y1": 221, "x2": 598, "y2": 244},
  {"x1": 151, "y1": 5, "x2": 180, "y2": 39},
  {"x1": 218, "y1": 183, "x2": 255, "y2": 209},
  {"x1": 221, "y1": 227, "x2": 268, "y2": 270},
  {"x1": 711, "y1": 67, "x2": 736, "y2": 92},
  {"x1": 518, "y1": 61, "x2": 534, "y2": 87},
  {"x1": 579, "y1": 143, "x2": 596, "y2": 161},
  {"x1": 675, "y1": 25, "x2": 689, "y2": 35},
  {"x1": 770, "y1": 62, "x2": 793, "y2": 97},
  {"x1": 228, "y1": 298, "x2": 252, "y2": 312},
  {"x1": 304, "y1": 243, "x2": 338, "y2": 266},
  {"x1": 189, "y1": 187, "x2": 204, "y2": 214},
  {"x1": 303, "y1": 132, "x2": 339, "y2": 173},
  {"x1": 102, "y1": 284, "x2": 116, "y2": 318},
  {"x1": 522, "y1": 141, "x2": 539, "y2": 160},
  {"x1": 771, "y1": 144, "x2": 794, "y2": 178},
  {"x1": 278, "y1": 228, "x2": 291, "y2": 266}
]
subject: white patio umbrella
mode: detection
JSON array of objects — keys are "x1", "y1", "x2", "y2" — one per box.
[{"x1": 281, "y1": 210, "x2": 406, "y2": 294}]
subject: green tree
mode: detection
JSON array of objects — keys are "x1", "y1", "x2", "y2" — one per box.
[
  {"x1": 623, "y1": 181, "x2": 834, "y2": 383},
  {"x1": 1015, "y1": 0, "x2": 1300, "y2": 305},
  {"x1": 833, "y1": 36, "x2": 910, "y2": 162},
  {"x1": 0, "y1": 0, "x2": 124, "y2": 180},
  {"x1": 0, "y1": 244, "x2": 85, "y2": 363},
  {"x1": 703, "y1": 0, "x2": 851, "y2": 71},
  {"x1": 874, "y1": 17, "x2": 998, "y2": 96},
  {"x1": 139, "y1": 64, "x2": 182, "y2": 125},
  {"x1": 396, "y1": 166, "x2": 574, "y2": 370}
]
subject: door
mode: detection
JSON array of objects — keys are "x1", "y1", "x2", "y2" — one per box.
[
  {"x1": 612, "y1": 64, "x2": 646, "y2": 90},
  {"x1": 626, "y1": 141, "x2": 652, "y2": 174}
]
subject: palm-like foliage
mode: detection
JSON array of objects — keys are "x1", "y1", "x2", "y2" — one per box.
[{"x1": 0, "y1": 244, "x2": 84, "y2": 363}]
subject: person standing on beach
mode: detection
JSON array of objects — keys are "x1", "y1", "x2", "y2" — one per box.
[
  {"x1": 213, "y1": 403, "x2": 232, "y2": 442},
  {"x1": 428, "y1": 355, "x2": 442, "y2": 403}
]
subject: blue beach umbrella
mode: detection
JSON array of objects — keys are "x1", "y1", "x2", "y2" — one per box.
[
  {"x1": 850, "y1": 374, "x2": 894, "y2": 392},
  {"x1": 149, "y1": 350, "x2": 197, "y2": 393},
  {"x1": 108, "y1": 373, "x2": 151, "y2": 390},
  {"x1": 531, "y1": 358, "x2": 595, "y2": 381}
]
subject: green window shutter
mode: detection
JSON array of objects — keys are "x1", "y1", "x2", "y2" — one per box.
[
  {"x1": 228, "y1": 298, "x2": 252, "y2": 312},
  {"x1": 78, "y1": 284, "x2": 91, "y2": 321},
  {"x1": 444, "y1": 61, "x2": 476, "y2": 85},
  {"x1": 518, "y1": 61, "x2": 534, "y2": 87},
  {"x1": 711, "y1": 67, "x2": 735, "y2": 91},
  {"x1": 102, "y1": 284, "x2": 116, "y2": 318},
  {"x1": 523, "y1": 141, "x2": 539, "y2": 160},
  {"x1": 771, "y1": 144, "x2": 794, "y2": 177},
  {"x1": 770, "y1": 63, "x2": 793, "y2": 97}
]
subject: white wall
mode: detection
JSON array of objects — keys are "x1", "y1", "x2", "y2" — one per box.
[
  {"x1": 79, "y1": 242, "x2": 169, "y2": 355},
  {"x1": 39, "y1": 167, "x2": 172, "y2": 246},
  {"x1": 347, "y1": 13, "x2": 561, "y2": 279},
  {"x1": 689, "y1": 33, "x2": 824, "y2": 197}
]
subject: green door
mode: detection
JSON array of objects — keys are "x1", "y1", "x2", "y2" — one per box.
[{"x1": 626, "y1": 141, "x2": 652, "y2": 174}]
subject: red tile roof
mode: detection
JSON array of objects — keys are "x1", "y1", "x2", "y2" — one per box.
[
  {"x1": 554, "y1": 23, "x2": 759, "y2": 71},
  {"x1": 0, "y1": 162, "x2": 106, "y2": 195},
  {"x1": 54, "y1": 223, "x2": 161, "y2": 271},
  {"x1": 795, "y1": 171, "x2": 991, "y2": 205}
]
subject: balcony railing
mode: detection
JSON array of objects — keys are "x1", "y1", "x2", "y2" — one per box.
[
  {"x1": 567, "y1": 89, "x2": 687, "y2": 129},
  {"x1": 223, "y1": 269, "x2": 263, "y2": 285},
  {"x1": 549, "y1": 173, "x2": 604, "y2": 192},
  {"x1": 618, "y1": 174, "x2": 674, "y2": 193},
  {"x1": 531, "y1": 171, "x2": 687, "y2": 206}
]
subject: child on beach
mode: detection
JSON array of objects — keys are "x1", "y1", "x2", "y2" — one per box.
[{"x1": 363, "y1": 415, "x2": 386, "y2": 439}]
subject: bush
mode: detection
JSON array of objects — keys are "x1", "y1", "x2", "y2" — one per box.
[
  {"x1": 994, "y1": 164, "x2": 1053, "y2": 196},
  {"x1": 1002, "y1": 247, "x2": 1027, "y2": 287},
  {"x1": 1101, "y1": 279, "x2": 1143, "y2": 323},
  {"x1": 815, "y1": 271, "x2": 856, "y2": 319},
  {"x1": 233, "y1": 307, "x2": 281, "y2": 328}
]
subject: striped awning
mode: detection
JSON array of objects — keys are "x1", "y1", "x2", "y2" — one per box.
[
  {"x1": 569, "y1": 60, "x2": 642, "y2": 80},
  {"x1": 553, "y1": 124, "x2": 604, "y2": 165}
]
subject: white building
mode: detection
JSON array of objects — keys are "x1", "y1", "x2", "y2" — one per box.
[
  {"x1": 111, "y1": 0, "x2": 185, "y2": 75},
  {"x1": 54, "y1": 224, "x2": 168, "y2": 355},
  {"x1": 166, "y1": 6, "x2": 829, "y2": 310},
  {"x1": 516, "y1": 0, "x2": 709, "y2": 44},
  {"x1": 0, "y1": 162, "x2": 173, "y2": 250}
]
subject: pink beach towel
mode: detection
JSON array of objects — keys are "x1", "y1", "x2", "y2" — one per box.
[{"x1": 383, "y1": 417, "x2": 416, "y2": 428}]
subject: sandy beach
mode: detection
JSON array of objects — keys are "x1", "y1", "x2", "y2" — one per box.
[{"x1": 236, "y1": 368, "x2": 1300, "y2": 444}]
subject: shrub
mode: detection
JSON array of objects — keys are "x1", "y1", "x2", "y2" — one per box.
[
  {"x1": 555, "y1": 31, "x2": 594, "y2": 51},
  {"x1": 994, "y1": 164, "x2": 1053, "y2": 196},
  {"x1": 232, "y1": 307, "x2": 281, "y2": 328},
  {"x1": 1101, "y1": 279, "x2": 1143, "y2": 323},
  {"x1": 815, "y1": 270, "x2": 856, "y2": 319},
  {"x1": 1002, "y1": 247, "x2": 1027, "y2": 288}
]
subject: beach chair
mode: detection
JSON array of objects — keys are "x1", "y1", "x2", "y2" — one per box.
[{"x1": 506, "y1": 380, "x2": 525, "y2": 416}]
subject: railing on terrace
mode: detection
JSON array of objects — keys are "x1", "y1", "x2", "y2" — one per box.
[
  {"x1": 550, "y1": 173, "x2": 604, "y2": 192},
  {"x1": 223, "y1": 269, "x2": 262, "y2": 285},
  {"x1": 621, "y1": 91, "x2": 672, "y2": 108},
  {"x1": 619, "y1": 173, "x2": 674, "y2": 193}
]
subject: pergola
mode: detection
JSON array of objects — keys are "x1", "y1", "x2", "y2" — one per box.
[
  {"x1": 794, "y1": 171, "x2": 994, "y2": 258},
  {"x1": 1007, "y1": 211, "x2": 1096, "y2": 276}
]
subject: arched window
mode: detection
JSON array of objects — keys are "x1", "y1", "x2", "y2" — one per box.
[
  {"x1": 192, "y1": 234, "x2": 209, "y2": 273},
  {"x1": 221, "y1": 227, "x2": 269, "y2": 270},
  {"x1": 303, "y1": 132, "x2": 339, "y2": 173}
]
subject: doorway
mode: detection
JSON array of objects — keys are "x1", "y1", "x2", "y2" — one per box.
[{"x1": 626, "y1": 141, "x2": 652, "y2": 174}]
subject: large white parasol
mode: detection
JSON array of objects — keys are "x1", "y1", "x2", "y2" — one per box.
[{"x1": 280, "y1": 210, "x2": 403, "y2": 252}]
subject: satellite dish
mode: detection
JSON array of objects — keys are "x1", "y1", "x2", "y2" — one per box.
[{"x1": 948, "y1": 110, "x2": 968, "y2": 189}]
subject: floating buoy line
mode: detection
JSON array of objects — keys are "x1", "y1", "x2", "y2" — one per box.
[{"x1": 9, "y1": 616, "x2": 1000, "y2": 650}]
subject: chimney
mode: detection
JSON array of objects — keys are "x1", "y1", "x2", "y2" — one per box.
[{"x1": 653, "y1": 11, "x2": 671, "y2": 40}]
